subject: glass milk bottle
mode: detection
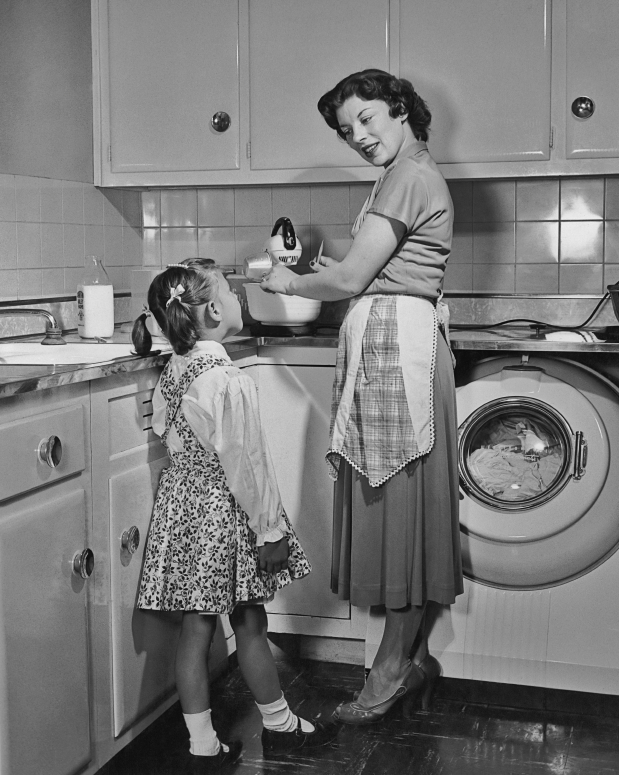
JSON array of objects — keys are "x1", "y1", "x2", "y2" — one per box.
[{"x1": 77, "y1": 255, "x2": 115, "y2": 339}]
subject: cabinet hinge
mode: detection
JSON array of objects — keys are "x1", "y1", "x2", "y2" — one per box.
[
  {"x1": 108, "y1": 145, "x2": 112, "y2": 163},
  {"x1": 549, "y1": 126, "x2": 555, "y2": 149},
  {"x1": 246, "y1": 141, "x2": 251, "y2": 159}
]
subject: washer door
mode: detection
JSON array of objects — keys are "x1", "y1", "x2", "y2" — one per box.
[{"x1": 457, "y1": 356, "x2": 619, "y2": 589}]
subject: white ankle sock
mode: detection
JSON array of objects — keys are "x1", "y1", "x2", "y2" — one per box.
[
  {"x1": 256, "y1": 694, "x2": 315, "y2": 733},
  {"x1": 183, "y1": 709, "x2": 225, "y2": 756}
]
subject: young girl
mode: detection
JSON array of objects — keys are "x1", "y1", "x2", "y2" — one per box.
[{"x1": 132, "y1": 261, "x2": 338, "y2": 770}]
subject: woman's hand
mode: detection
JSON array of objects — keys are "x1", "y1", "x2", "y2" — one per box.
[
  {"x1": 309, "y1": 253, "x2": 338, "y2": 272},
  {"x1": 258, "y1": 537, "x2": 289, "y2": 574},
  {"x1": 260, "y1": 263, "x2": 296, "y2": 295}
]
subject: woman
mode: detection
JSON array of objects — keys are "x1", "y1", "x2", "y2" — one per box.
[{"x1": 261, "y1": 69, "x2": 463, "y2": 724}]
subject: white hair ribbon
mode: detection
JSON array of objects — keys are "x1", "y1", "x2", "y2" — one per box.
[{"x1": 166, "y1": 283, "x2": 186, "y2": 308}]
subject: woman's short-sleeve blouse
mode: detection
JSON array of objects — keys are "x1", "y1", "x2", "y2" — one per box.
[{"x1": 363, "y1": 139, "x2": 453, "y2": 299}]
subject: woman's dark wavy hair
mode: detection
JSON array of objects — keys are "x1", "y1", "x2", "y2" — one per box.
[
  {"x1": 131, "y1": 258, "x2": 219, "y2": 356},
  {"x1": 317, "y1": 69, "x2": 431, "y2": 142}
]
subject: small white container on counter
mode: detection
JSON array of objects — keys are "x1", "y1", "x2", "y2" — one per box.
[{"x1": 77, "y1": 256, "x2": 114, "y2": 339}]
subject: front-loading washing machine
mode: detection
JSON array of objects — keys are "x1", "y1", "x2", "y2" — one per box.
[{"x1": 366, "y1": 353, "x2": 619, "y2": 694}]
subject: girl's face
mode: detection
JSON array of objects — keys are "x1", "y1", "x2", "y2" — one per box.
[
  {"x1": 336, "y1": 96, "x2": 410, "y2": 168},
  {"x1": 214, "y1": 272, "x2": 243, "y2": 338}
]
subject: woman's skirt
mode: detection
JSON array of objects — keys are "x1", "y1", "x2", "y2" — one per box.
[{"x1": 331, "y1": 332, "x2": 463, "y2": 608}]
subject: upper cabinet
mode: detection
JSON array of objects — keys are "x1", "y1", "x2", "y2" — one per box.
[
  {"x1": 92, "y1": 0, "x2": 619, "y2": 186},
  {"x1": 399, "y1": 0, "x2": 551, "y2": 165}
]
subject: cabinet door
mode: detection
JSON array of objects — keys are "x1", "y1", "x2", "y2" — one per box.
[
  {"x1": 399, "y1": 0, "x2": 552, "y2": 164},
  {"x1": 248, "y1": 0, "x2": 390, "y2": 170},
  {"x1": 102, "y1": 0, "x2": 239, "y2": 173},
  {"x1": 565, "y1": 0, "x2": 619, "y2": 159},
  {"x1": 0, "y1": 488, "x2": 92, "y2": 775},
  {"x1": 109, "y1": 448, "x2": 181, "y2": 737},
  {"x1": 257, "y1": 364, "x2": 349, "y2": 619}
]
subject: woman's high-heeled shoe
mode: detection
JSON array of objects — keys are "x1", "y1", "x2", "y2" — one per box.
[
  {"x1": 414, "y1": 653, "x2": 442, "y2": 711},
  {"x1": 334, "y1": 661, "x2": 424, "y2": 725}
]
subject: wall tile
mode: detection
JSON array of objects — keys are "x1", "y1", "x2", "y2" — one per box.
[
  {"x1": 451, "y1": 223, "x2": 473, "y2": 263},
  {"x1": 142, "y1": 191, "x2": 161, "y2": 228},
  {"x1": 15, "y1": 177, "x2": 41, "y2": 222},
  {"x1": 560, "y1": 221, "x2": 603, "y2": 263},
  {"x1": 17, "y1": 268, "x2": 42, "y2": 298},
  {"x1": 106, "y1": 265, "x2": 124, "y2": 290},
  {"x1": 606, "y1": 179, "x2": 619, "y2": 220},
  {"x1": 122, "y1": 190, "x2": 143, "y2": 228},
  {"x1": 122, "y1": 226, "x2": 143, "y2": 266},
  {"x1": 161, "y1": 190, "x2": 197, "y2": 227},
  {"x1": 197, "y1": 227, "x2": 236, "y2": 265},
  {"x1": 605, "y1": 221, "x2": 619, "y2": 264},
  {"x1": 64, "y1": 267, "x2": 82, "y2": 294},
  {"x1": 604, "y1": 263, "x2": 619, "y2": 291},
  {"x1": 103, "y1": 189, "x2": 124, "y2": 226},
  {"x1": 561, "y1": 178, "x2": 604, "y2": 220},
  {"x1": 516, "y1": 264, "x2": 558, "y2": 293},
  {"x1": 473, "y1": 223, "x2": 515, "y2": 263},
  {"x1": 349, "y1": 184, "x2": 374, "y2": 224},
  {"x1": 310, "y1": 185, "x2": 349, "y2": 225},
  {"x1": 83, "y1": 185, "x2": 105, "y2": 225},
  {"x1": 85, "y1": 224, "x2": 105, "y2": 259},
  {"x1": 63, "y1": 224, "x2": 86, "y2": 268},
  {"x1": 0, "y1": 222, "x2": 17, "y2": 269},
  {"x1": 198, "y1": 189, "x2": 234, "y2": 227},
  {"x1": 516, "y1": 180, "x2": 559, "y2": 221},
  {"x1": 273, "y1": 186, "x2": 311, "y2": 226},
  {"x1": 448, "y1": 181, "x2": 473, "y2": 223},
  {"x1": 560, "y1": 263, "x2": 604, "y2": 294},
  {"x1": 473, "y1": 180, "x2": 515, "y2": 222},
  {"x1": 41, "y1": 223, "x2": 64, "y2": 268},
  {"x1": 0, "y1": 175, "x2": 16, "y2": 221},
  {"x1": 473, "y1": 263, "x2": 515, "y2": 292},
  {"x1": 62, "y1": 181, "x2": 84, "y2": 224},
  {"x1": 516, "y1": 222, "x2": 559, "y2": 263},
  {"x1": 311, "y1": 224, "x2": 352, "y2": 262},
  {"x1": 40, "y1": 179, "x2": 63, "y2": 223},
  {"x1": 42, "y1": 268, "x2": 65, "y2": 296},
  {"x1": 235, "y1": 188, "x2": 272, "y2": 227},
  {"x1": 234, "y1": 226, "x2": 268, "y2": 264},
  {"x1": 16, "y1": 223, "x2": 42, "y2": 268},
  {"x1": 104, "y1": 226, "x2": 124, "y2": 267},
  {"x1": 142, "y1": 228, "x2": 161, "y2": 267},
  {"x1": 444, "y1": 263, "x2": 473, "y2": 292},
  {"x1": 0, "y1": 270, "x2": 18, "y2": 299},
  {"x1": 160, "y1": 227, "x2": 198, "y2": 264}
]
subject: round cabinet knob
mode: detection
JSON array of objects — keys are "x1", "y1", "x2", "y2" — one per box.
[
  {"x1": 571, "y1": 96, "x2": 595, "y2": 119},
  {"x1": 211, "y1": 111, "x2": 231, "y2": 133},
  {"x1": 73, "y1": 548, "x2": 95, "y2": 579},
  {"x1": 121, "y1": 526, "x2": 140, "y2": 554},
  {"x1": 38, "y1": 435, "x2": 62, "y2": 468}
]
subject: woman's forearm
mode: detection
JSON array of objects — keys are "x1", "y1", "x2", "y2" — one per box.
[{"x1": 287, "y1": 266, "x2": 363, "y2": 301}]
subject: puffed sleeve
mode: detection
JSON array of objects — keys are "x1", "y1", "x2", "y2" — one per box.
[
  {"x1": 368, "y1": 157, "x2": 429, "y2": 230},
  {"x1": 181, "y1": 368, "x2": 287, "y2": 546}
]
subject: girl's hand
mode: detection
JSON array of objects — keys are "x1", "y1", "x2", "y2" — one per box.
[
  {"x1": 260, "y1": 264, "x2": 296, "y2": 295},
  {"x1": 309, "y1": 252, "x2": 337, "y2": 272},
  {"x1": 258, "y1": 537, "x2": 290, "y2": 574}
]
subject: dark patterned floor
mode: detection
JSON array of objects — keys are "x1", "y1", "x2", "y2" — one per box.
[{"x1": 100, "y1": 643, "x2": 619, "y2": 775}]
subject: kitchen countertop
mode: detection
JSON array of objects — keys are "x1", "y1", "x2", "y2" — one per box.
[{"x1": 1, "y1": 326, "x2": 618, "y2": 398}]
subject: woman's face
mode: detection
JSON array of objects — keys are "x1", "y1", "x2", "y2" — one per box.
[{"x1": 336, "y1": 96, "x2": 409, "y2": 167}]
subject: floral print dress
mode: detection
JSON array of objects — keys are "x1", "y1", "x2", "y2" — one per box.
[{"x1": 137, "y1": 354, "x2": 311, "y2": 614}]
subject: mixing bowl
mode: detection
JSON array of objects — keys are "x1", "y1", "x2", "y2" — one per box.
[{"x1": 244, "y1": 284, "x2": 321, "y2": 326}]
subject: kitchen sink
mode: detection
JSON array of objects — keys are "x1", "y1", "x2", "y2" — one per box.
[{"x1": 0, "y1": 342, "x2": 154, "y2": 366}]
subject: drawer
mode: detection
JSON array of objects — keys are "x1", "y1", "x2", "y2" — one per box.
[{"x1": 0, "y1": 405, "x2": 86, "y2": 502}]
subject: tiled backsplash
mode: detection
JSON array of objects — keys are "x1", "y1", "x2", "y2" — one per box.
[
  {"x1": 0, "y1": 173, "x2": 142, "y2": 300},
  {"x1": 141, "y1": 177, "x2": 619, "y2": 296}
]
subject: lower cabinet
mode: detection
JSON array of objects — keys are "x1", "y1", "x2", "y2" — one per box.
[{"x1": 0, "y1": 384, "x2": 94, "y2": 775}]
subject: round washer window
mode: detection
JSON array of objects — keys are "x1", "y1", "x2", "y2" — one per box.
[{"x1": 459, "y1": 396, "x2": 573, "y2": 510}]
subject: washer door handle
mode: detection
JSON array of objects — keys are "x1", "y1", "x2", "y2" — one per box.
[{"x1": 573, "y1": 431, "x2": 588, "y2": 480}]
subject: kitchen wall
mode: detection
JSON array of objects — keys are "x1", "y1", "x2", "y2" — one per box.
[
  {"x1": 0, "y1": 173, "x2": 142, "y2": 301},
  {"x1": 141, "y1": 176, "x2": 619, "y2": 296}
]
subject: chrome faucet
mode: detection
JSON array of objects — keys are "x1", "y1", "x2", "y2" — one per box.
[{"x1": 0, "y1": 308, "x2": 66, "y2": 345}]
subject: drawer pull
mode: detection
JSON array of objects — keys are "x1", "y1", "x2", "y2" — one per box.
[
  {"x1": 121, "y1": 526, "x2": 140, "y2": 554},
  {"x1": 38, "y1": 435, "x2": 62, "y2": 468},
  {"x1": 73, "y1": 548, "x2": 94, "y2": 579}
]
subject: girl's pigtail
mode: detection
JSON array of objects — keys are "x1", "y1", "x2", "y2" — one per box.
[
  {"x1": 165, "y1": 300, "x2": 198, "y2": 355},
  {"x1": 131, "y1": 312, "x2": 153, "y2": 356}
]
